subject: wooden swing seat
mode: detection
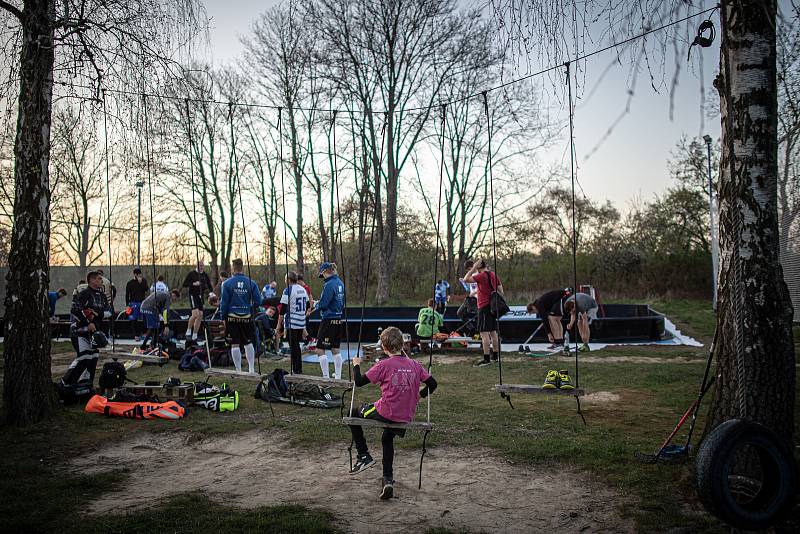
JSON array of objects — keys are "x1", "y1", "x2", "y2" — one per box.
[
  {"x1": 341, "y1": 417, "x2": 434, "y2": 432},
  {"x1": 495, "y1": 384, "x2": 585, "y2": 396},
  {"x1": 204, "y1": 368, "x2": 265, "y2": 381},
  {"x1": 284, "y1": 374, "x2": 353, "y2": 388}
]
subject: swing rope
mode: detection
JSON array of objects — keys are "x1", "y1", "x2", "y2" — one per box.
[
  {"x1": 101, "y1": 90, "x2": 115, "y2": 353},
  {"x1": 141, "y1": 92, "x2": 160, "y2": 355},
  {"x1": 348, "y1": 113, "x2": 388, "y2": 417},
  {"x1": 565, "y1": 63, "x2": 580, "y2": 389},
  {"x1": 229, "y1": 102, "x2": 260, "y2": 375},
  {"x1": 185, "y1": 99, "x2": 212, "y2": 367},
  {"x1": 277, "y1": 107, "x2": 293, "y2": 375},
  {"x1": 482, "y1": 92, "x2": 504, "y2": 388},
  {"x1": 331, "y1": 110, "x2": 353, "y2": 381}
]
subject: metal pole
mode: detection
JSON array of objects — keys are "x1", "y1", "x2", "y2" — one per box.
[{"x1": 703, "y1": 135, "x2": 718, "y2": 311}]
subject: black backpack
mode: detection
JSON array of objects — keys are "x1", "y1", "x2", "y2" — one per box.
[
  {"x1": 98, "y1": 361, "x2": 127, "y2": 388},
  {"x1": 487, "y1": 272, "x2": 509, "y2": 318}
]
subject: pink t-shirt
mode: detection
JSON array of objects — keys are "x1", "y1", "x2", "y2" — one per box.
[{"x1": 365, "y1": 354, "x2": 431, "y2": 423}]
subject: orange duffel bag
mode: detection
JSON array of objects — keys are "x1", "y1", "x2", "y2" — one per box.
[{"x1": 84, "y1": 394, "x2": 187, "y2": 420}]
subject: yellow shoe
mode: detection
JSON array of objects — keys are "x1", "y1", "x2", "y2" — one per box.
[
  {"x1": 558, "y1": 369, "x2": 575, "y2": 390},
  {"x1": 542, "y1": 370, "x2": 559, "y2": 389}
]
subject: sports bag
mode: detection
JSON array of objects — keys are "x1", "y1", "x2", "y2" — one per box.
[
  {"x1": 98, "y1": 361, "x2": 128, "y2": 388},
  {"x1": 55, "y1": 379, "x2": 95, "y2": 405},
  {"x1": 84, "y1": 394, "x2": 187, "y2": 419},
  {"x1": 487, "y1": 271, "x2": 509, "y2": 318}
]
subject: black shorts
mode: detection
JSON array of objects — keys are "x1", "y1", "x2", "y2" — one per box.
[
  {"x1": 317, "y1": 318, "x2": 343, "y2": 350},
  {"x1": 478, "y1": 306, "x2": 498, "y2": 333},
  {"x1": 225, "y1": 316, "x2": 255, "y2": 345},
  {"x1": 189, "y1": 294, "x2": 204, "y2": 311}
]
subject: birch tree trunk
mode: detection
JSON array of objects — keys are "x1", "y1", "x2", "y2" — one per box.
[
  {"x1": 707, "y1": 0, "x2": 795, "y2": 440},
  {"x1": 2, "y1": 0, "x2": 58, "y2": 425}
]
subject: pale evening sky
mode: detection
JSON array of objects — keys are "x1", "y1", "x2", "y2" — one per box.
[{"x1": 200, "y1": 0, "x2": 722, "y2": 210}]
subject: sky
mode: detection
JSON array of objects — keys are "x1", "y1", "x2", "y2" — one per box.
[{"x1": 199, "y1": 0, "x2": 722, "y2": 210}]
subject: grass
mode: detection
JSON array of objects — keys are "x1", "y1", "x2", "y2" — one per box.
[{"x1": 1, "y1": 299, "x2": 797, "y2": 533}]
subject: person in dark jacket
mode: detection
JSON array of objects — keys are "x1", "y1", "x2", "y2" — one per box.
[
  {"x1": 527, "y1": 288, "x2": 572, "y2": 350},
  {"x1": 60, "y1": 271, "x2": 110, "y2": 386},
  {"x1": 220, "y1": 258, "x2": 262, "y2": 373},
  {"x1": 125, "y1": 268, "x2": 148, "y2": 336},
  {"x1": 315, "y1": 262, "x2": 345, "y2": 379},
  {"x1": 182, "y1": 260, "x2": 212, "y2": 342}
]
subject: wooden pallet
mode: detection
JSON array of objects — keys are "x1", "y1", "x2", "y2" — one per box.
[
  {"x1": 103, "y1": 383, "x2": 194, "y2": 402},
  {"x1": 495, "y1": 384, "x2": 585, "y2": 396},
  {"x1": 99, "y1": 349, "x2": 168, "y2": 364}
]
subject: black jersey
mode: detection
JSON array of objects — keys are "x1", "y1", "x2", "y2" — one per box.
[
  {"x1": 182, "y1": 270, "x2": 212, "y2": 297},
  {"x1": 125, "y1": 277, "x2": 148, "y2": 303},
  {"x1": 70, "y1": 287, "x2": 109, "y2": 338},
  {"x1": 533, "y1": 289, "x2": 566, "y2": 318}
]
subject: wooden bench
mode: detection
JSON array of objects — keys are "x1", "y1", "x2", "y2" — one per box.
[
  {"x1": 204, "y1": 368, "x2": 265, "y2": 382},
  {"x1": 284, "y1": 374, "x2": 353, "y2": 388},
  {"x1": 99, "y1": 349, "x2": 168, "y2": 364},
  {"x1": 102, "y1": 383, "x2": 194, "y2": 402}
]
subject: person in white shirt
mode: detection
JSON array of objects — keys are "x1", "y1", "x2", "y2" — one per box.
[
  {"x1": 275, "y1": 271, "x2": 309, "y2": 374},
  {"x1": 150, "y1": 274, "x2": 169, "y2": 293}
]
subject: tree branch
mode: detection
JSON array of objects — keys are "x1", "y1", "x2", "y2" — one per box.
[{"x1": 0, "y1": 1, "x2": 23, "y2": 21}]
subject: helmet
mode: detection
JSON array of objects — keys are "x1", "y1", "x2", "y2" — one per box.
[{"x1": 91, "y1": 331, "x2": 109, "y2": 348}]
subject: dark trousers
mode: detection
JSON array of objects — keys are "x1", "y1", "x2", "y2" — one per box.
[
  {"x1": 63, "y1": 337, "x2": 99, "y2": 385},
  {"x1": 349, "y1": 404, "x2": 403, "y2": 479},
  {"x1": 288, "y1": 329, "x2": 304, "y2": 374}
]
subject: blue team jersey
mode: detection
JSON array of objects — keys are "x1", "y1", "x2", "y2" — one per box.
[
  {"x1": 435, "y1": 281, "x2": 450, "y2": 302},
  {"x1": 262, "y1": 285, "x2": 277, "y2": 300},
  {"x1": 318, "y1": 274, "x2": 345, "y2": 319},
  {"x1": 220, "y1": 273, "x2": 262, "y2": 318}
]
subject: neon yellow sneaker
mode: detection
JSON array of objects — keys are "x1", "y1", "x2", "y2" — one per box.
[
  {"x1": 542, "y1": 370, "x2": 559, "y2": 389},
  {"x1": 558, "y1": 369, "x2": 575, "y2": 390}
]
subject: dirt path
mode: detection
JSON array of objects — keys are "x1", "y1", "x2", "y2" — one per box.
[{"x1": 69, "y1": 430, "x2": 633, "y2": 533}]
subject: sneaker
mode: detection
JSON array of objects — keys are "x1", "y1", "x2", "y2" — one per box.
[
  {"x1": 524, "y1": 345, "x2": 531, "y2": 352},
  {"x1": 491, "y1": 352, "x2": 499, "y2": 362},
  {"x1": 380, "y1": 477, "x2": 394, "y2": 500},
  {"x1": 558, "y1": 369, "x2": 575, "y2": 390},
  {"x1": 579, "y1": 343, "x2": 590, "y2": 352},
  {"x1": 349, "y1": 454, "x2": 375, "y2": 475},
  {"x1": 546, "y1": 343, "x2": 560, "y2": 350},
  {"x1": 518, "y1": 345, "x2": 524, "y2": 353},
  {"x1": 542, "y1": 370, "x2": 559, "y2": 389},
  {"x1": 562, "y1": 345, "x2": 571, "y2": 356},
  {"x1": 473, "y1": 358, "x2": 492, "y2": 368}
]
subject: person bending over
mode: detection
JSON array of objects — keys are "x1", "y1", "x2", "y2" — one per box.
[
  {"x1": 464, "y1": 259, "x2": 504, "y2": 367},
  {"x1": 348, "y1": 327, "x2": 438, "y2": 500},
  {"x1": 276, "y1": 271, "x2": 309, "y2": 375},
  {"x1": 61, "y1": 271, "x2": 110, "y2": 386},
  {"x1": 527, "y1": 288, "x2": 572, "y2": 350},
  {"x1": 564, "y1": 292, "x2": 599, "y2": 352},
  {"x1": 140, "y1": 289, "x2": 180, "y2": 350},
  {"x1": 316, "y1": 262, "x2": 346, "y2": 379},
  {"x1": 48, "y1": 287, "x2": 67, "y2": 319},
  {"x1": 220, "y1": 258, "x2": 262, "y2": 373},
  {"x1": 183, "y1": 260, "x2": 212, "y2": 342}
]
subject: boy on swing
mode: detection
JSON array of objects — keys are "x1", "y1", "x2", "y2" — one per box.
[{"x1": 348, "y1": 327, "x2": 438, "y2": 500}]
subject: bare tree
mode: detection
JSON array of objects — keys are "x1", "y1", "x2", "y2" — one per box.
[{"x1": 0, "y1": 0, "x2": 206, "y2": 425}]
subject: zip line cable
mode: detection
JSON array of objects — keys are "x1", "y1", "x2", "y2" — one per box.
[
  {"x1": 101, "y1": 90, "x2": 115, "y2": 352},
  {"x1": 48, "y1": 5, "x2": 718, "y2": 116}
]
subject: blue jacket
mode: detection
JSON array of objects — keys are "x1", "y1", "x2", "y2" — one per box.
[
  {"x1": 220, "y1": 273, "x2": 262, "y2": 318},
  {"x1": 318, "y1": 274, "x2": 345, "y2": 319}
]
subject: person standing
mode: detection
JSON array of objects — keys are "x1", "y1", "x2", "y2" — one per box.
[
  {"x1": 48, "y1": 288, "x2": 67, "y2": 319},
  {"x1": 276, "y1": 271, "x2": 309, "y2": 374},
  {"x1": 564, "y1": 292, "x2": 599, "y2": 352},
  {"x1": 125, "y1": 268, "x2": 148, "y2": 337},
  {"x1": 434, "y1": 279, "x2": 450, "y2": 314},
  {"x1": 183, "y1": 260, "x2": 212, "y2": 342},
  {"x1": 61, "y1": 271, "x2": 110, "y2": 386},
  {"x1": 150, "y1": 275, "x2": 168, "y2": 293},
  {"x1": 220, "y1": 258, "x2": 262, "y2": 374},
  {"x1": 261, "y1": 280, "x2": 278, "y2": 300},
  {"x1": 464, "y1": 259, "x2": 504, "y2": 367},
  {"x1": 315, "y1": 262, "x2": 345, "y2": 379}
]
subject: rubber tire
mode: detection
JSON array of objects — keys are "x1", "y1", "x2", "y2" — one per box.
[{"x1": 695, "y1": 418, "x2": 798, "y2": 530}]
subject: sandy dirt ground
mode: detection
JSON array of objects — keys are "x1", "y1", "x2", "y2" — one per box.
[
  {"x1": 431, "y1": 354, "x2": 704, "y2": 365},
  {"x1": 69, "y1": 430, "x2": 634, "y2": 533}
]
